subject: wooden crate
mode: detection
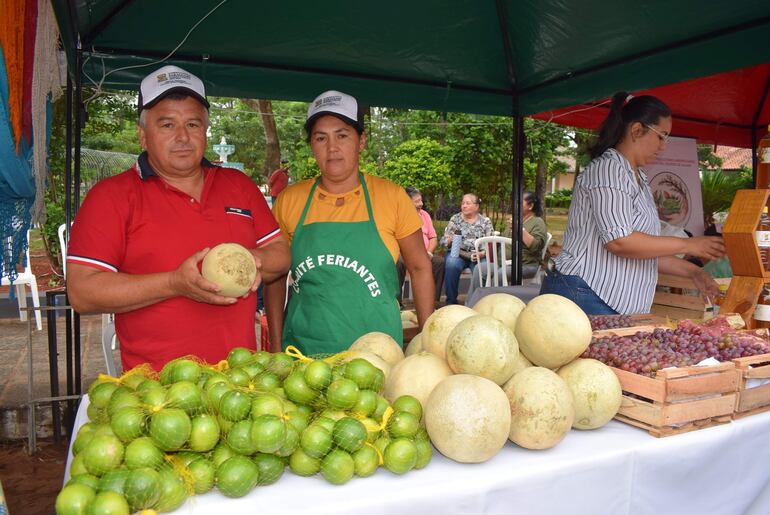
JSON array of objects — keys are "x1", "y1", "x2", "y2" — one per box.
[
  {"x1": 651, "y1": 274, "x2": 731, "y2": 321},
  {"x1": 612, "y1": 363, "x2": 739, "y2": 437},
  {"x1": 732, "y1": 352, "x2": 770, "y2": 418}
]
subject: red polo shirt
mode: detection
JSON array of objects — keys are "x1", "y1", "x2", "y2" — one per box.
[{"x1": 67, "y1": 153, "x2": 280, "y2": 371}]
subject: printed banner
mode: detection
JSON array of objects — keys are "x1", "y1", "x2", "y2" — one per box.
[{"x1": 646, "y1": 136, "x2": 704, "y2": 236}]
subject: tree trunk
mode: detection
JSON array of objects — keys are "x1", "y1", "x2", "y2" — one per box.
[
  {"x1": 535, "y1": 157, "x2": 548, "y2": 222},
  {"x1": 243, "y1": 99, "x2": 280, "y2": 178}
]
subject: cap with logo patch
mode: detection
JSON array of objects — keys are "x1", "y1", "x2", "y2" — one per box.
[
  {"x1": 305, "y1": 90, "x2": 363, "y2": 133},
  {"x1": 138, "y1": 65, "x2": 210, "y2": 113}
]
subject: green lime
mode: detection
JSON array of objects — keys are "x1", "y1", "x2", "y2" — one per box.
[
  {"x1": 155, "y1": 468, "x2": 188, "y2": 512},
  {"x1": 227, "y1": 419, "x2": 258, "y2": 455},
  {"x1": 227, "y1": 347, "x2": 254, "y2": 368},
  {"x1": 217, "y1": 413, "x2": 234, "y2": 434},
  {"x1": 110, "y1": 407, "x2": 147, "y2": 443},
  {"x1": 300, "y1": 424, "x2": 332, "y2": 459},
  {"x1": 276, "y1": 425, "x2": 300, "y2": 457},
  {"x1": 149, "y1": 408, "x2": 191, "y2": 451},
  {"x1": 251, "y1": 415, "x2": 287, "y2": 453},
  {"x1": 124, "y1": 437, "x2": 163, "y2": 470},
  {"x1": 352, "y1": 445, "x2": 380, "y2": 477},
  {"x1": 169, "y1": 359, "x2": 201, "y2": 384},
  {"x1": 242, "y1": 362, "x2": 266, "y2": 378},
  {"x1": 165, "y1": 381, "x2": 204, "y2": 414},
  {"x1": 415, "y1": 428, "x2": 429, "y2": 442},
  {"x1": 55, "y1": 484, "x2": 96, "y2": 515},
  {"x1": 253, "y1": 372, "x2": 281, "y2": 390},
  {"x1": 393, "y1": 395, "x2": 423, "y2": 422},
  {"x1": 66, "y1": 473, "x2": 101, "y2": 491},
  {"x1": 332, "y1": 417, "x2": 367, "y2": 453},
  {"x1": 285, "y1": 411, "x2": 309, "y2": 434},
  {"x1": 69, "y1": 454, "x2": 88, "y2": 476},
  {"x1": 351, "y1": 389, "x2": 378, "y2": 417},
  {"x1": 253, "y1": 453, "x2": 285, "y2": 486},
  {"x1": 189, "y1": 414, "x2": 220, "y2": 452},
  {"x1": 414, "y1": 438, "x2": 433, "y2": 469},
  {"x1": 89, "y1": 382, "x2": 119, "y2": 409},
  {"x1": 187, "y1": 458, "x2": 216, "y2": 494},
  {"x1": 344, "y1": 358, "x2": 380, "y2": 390},
  {"x1": 82, "y1": 434, "x2": 125, "y2": 476},
  {"x1": 159, "y1": 359, "x2": 179, "y2": 385},
  {"x1": 374, "y1": 436, "x2": 390, "y2": 457},
  {"x1": 175, "y1": 451, "x2": 203, "y2": 467},
  {"x1": 140, "y1": 386, "x2": 167, "y2": 411},
  {"x1": 124, "y1": 467, "x2": 161, "y2": 511},
  {"x1": 254, "y1": 351, "x2": 272, "y2": 367},
  {"x1": 268, "y1": 353, "x2": 295, "y2": 379},
  {"x1": 87, "y1": 403, "x2": 108, "y2": 424},
  {"x1": 319, "y1": 408, "x2": 347, "y2": 421},
  {"x1": 72, "y1": 424, "x2": 96, "y2": 455},
  {"x1": 312, "y1": 417, "x2": 336, "y2": 433},
  {"x1": 205, "y1": 382, "x2": 232, "y2": 411},
  {"x1": 226, "y1": 368, "x2": 251, "y2": 387},
  {"x1": 383, "y1": 438, "x2": 417, "y2": 474},
  {"x1": 211, "y1": 443, "x2": 236, "y2": 468},
  {"x1": 97, "y1": 468, "x2": 131, "y2": 495},
  {"x1": 203, "y1": 373, "x2": 229, "y2": 390},
  {"x1": 387, "y1": 411, "x2": 420, "y2": 439},
  {"x1": 326, "y1": 378, "x2": 360, "y2": 410},
  {"x1": 121, "y1": 374, "x2": 147, "y2": 391},
  {"x1": 89, "y1": 491, "x2": 130, "y2": 515},
  {"x1": 304, "y1": 361, "x2": 332, "y2": 390},
  {"x1": 283, "y1": 372, "x2": 320, "y2": 405},
  {"x1": 216, "y1": 456, "x2": 259, "y2": 498},
  {"x1": 218, "y1": 390, "x2": 252, "y2": 422},
  {"x1": 320, "y1": 449, "x2": 355, "y2": 485},
  {"x1": 373, "y1": 395, "x2": 390, "y2": 421},
  {"x1": 288, "y1": 448, "x2": 320, "y2": 476},
  {"x1": 107, "y1": 389, "x2": 141, "y2": 418}
]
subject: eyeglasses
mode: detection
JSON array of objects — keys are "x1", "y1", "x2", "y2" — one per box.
[{"x1": 643, "y1": 123, "x2": 670, "y2": 143}]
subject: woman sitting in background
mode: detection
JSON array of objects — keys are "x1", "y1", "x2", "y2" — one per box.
[
  {"x1": 441, "y1": 193, "x2": 493, "y2": 305},
  {"x1": 465, "y1": 191, "x2": 547, "y2": 304}
]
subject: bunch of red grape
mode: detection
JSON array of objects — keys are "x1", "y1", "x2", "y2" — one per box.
[
  {"x1": 583, "y1": 326, "x2": 770, "y2": 377},
  {"x1": 589, "y1": 314, "x2": 634, "y2": 331}
]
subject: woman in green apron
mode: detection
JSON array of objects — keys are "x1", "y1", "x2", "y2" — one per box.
[{"x1": 265, "y1": 90, "x2": 435, "y2": 355}]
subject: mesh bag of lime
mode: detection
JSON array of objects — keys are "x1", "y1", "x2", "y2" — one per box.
[{"x1": 57, "y1": 344, "x2": 432, "y2": 514}]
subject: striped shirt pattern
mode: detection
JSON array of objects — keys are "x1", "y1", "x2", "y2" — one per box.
[{"x1": 554, "y1": 148, "x2": 660, "y2": 314}]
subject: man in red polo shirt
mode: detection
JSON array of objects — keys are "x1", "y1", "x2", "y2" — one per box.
[{"x1": 66, "y1": 65, "x2": 290, "y2": 371}]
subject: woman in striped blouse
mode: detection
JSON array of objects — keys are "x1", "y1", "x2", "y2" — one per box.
[{"x1": 541, "y1": 92, "x2": 726, "y2": 315}]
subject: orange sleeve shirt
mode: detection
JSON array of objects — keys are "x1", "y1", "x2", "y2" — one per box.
[{"x1": 272, "y1": 174, "x2": 422, "y2": 262}]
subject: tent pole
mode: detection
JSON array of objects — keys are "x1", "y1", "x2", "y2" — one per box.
[
  {"x1": 753, "y1": 127, "x2": 758, "y2": 186},
  {"x1": 73, "y1": 49, "x2": 84, "y2": 401},
  {"x1": 512, "y1": 104, "x2": 524, "y2": 286}
]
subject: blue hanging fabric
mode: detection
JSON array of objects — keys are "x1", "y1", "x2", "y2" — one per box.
[{"x1": 0, "y1": 47, "x2": 35, "y2": 288}]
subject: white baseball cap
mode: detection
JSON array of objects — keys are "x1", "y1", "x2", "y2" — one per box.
[
  {"x1": 305, "y1": 90, "x2": 362, "y2": 132},
  {"x1": 138, "y1": 65, "x2": 209, "y2": 112}
]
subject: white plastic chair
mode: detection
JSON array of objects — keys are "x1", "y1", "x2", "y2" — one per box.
[
  {"x1": 1, "y1": 230, "x2": 42, "y2": 330},
  {"x1": 474, "y1": 236, "x2": 513, "y2": 288},
  {"x1": 527, "y1": 232, "x2": 553, "y2": 286},
  {"x1": 59, "y1": 223, "x2": 119, "y2": 376}
]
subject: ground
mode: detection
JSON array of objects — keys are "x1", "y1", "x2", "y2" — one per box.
[{"x1": 0, "y1": 439, "x2": 68, "y2": 515}]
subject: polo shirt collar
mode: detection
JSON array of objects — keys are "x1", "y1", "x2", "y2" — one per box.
[{"x1": 135, "y1": 151, "x2": 218, "y2": 180}]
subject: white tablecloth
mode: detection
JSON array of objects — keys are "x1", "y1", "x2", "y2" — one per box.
[{"x1": 66, "y1": 396, "x2": 770, "y2": 515}]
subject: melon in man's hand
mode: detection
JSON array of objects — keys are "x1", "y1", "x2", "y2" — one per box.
[{"x1": 201, "y1": 243, "x2": 257, "y2": 297}]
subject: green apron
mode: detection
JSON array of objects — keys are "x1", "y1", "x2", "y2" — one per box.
[{"x1": 281, "y1": 173, "x2": 402, "y2": 354}]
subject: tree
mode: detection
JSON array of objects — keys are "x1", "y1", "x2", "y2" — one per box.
[
  {"x1": 381, "y1": 138, "x2": 453, "y2": 200},
  {"x1": 243, "y1": 99, "x2": 281, "y2": 177}
]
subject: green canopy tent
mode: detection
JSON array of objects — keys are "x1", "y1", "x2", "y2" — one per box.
[{"x1": 50, "y1": 0, "x2": 770, "y2": 277}]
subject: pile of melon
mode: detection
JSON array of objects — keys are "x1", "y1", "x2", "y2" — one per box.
[
  {"x1": 396, "y1": 294, "x2": 622, "y2": 464},
  {"x1": 57, "y1": 343, "x2": 431, "y2": 514}
]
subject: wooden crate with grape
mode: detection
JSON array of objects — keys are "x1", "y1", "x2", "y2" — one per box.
[
  {"x1": 586, "y1": 314, "x2": 763, "y2": 437},
  {"x1": 732, "y1": 351, "x2": 770, "y2": 418}
]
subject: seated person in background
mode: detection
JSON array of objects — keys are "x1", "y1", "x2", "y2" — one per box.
[
  {"x1": 397, "y1": 187, "x2": 445, "y2": 305},
  {"x1": 465, "y1": 191, "x2": 547, "y2": 303},
  {"x1": 442, "y1": 193, "x2": 493, "y2": 304},
  {"x1": 66, "y1": 65, "x2": 291, "y2": 371}
]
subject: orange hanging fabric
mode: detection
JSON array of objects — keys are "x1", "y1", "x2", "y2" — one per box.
[{"x1": 0, "y1": 0, "x2": 28, "y2": 151}]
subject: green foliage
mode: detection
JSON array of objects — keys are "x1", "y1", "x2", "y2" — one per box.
[
  {"x1": 697, "y1": 144, "x2": 723, "y2": 171},
  {"x1": 382, "y1": 139, "x2": 453, "y2": 197},
  {"x1": 545, "y1": 188, "x2": 573, "y2": 208},
  {"x1": 700, "y1": 170, "x2": 752, "y2": 225}
]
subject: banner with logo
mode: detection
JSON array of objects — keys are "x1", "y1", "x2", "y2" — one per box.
[{"x1": 645, "y1": 136, "x2": 704, "y2": 236}]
